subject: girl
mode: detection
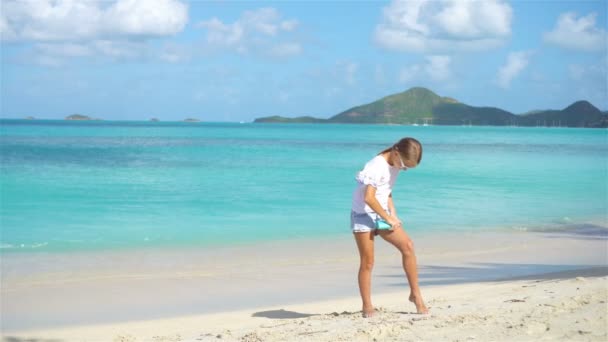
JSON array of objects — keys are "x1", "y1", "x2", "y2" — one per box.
[{"x1": 350, "y1": 137, "x2": 428, "y2": 317}]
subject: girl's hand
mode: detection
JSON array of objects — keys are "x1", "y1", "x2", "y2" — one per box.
[{"x1": 386, "y1": 216, "x2": 402, "y2": 229}]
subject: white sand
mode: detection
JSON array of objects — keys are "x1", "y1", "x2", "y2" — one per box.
[
  {"x1": 4, "y1": 271, "x2": 607, "y2": 341},
  {"x1": 2, "y1": 228, "x2": 607, "y2": 341}
]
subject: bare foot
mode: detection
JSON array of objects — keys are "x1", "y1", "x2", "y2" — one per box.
[
  {"x1": 362, "y1": 306, "x2": 375, "y2": 318},
  {"x1": 409, "y1": 294, "x2": 429, "y2": 314}
]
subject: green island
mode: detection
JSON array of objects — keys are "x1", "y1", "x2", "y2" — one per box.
[
  {"x1": 254, "y1": 87, "x2": 607, "y2": 128},
  {"x1": 65, "y1": 114, "x2": 99, "y2": 120}
]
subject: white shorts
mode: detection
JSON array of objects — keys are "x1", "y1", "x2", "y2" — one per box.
[{"x1": 350, "y1": 210, "x2": 379, "y2": 233}]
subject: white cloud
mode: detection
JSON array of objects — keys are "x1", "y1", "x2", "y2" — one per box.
[
  {"x1": 1, "y1": 0, "x2": 101, "y2": 42},
  {"x1": 425, "y1": 56, "x2": 451, "y2": 81},
  {"x1": 196, "y1": 7, "x2": 302, "y2": 57},
  {"x1": 35, "y1": 42, "x2": 93, "y2": 58},
  {"x1": 398, "y1": 56, "x2": 451, "y2": 83},
  {"x1": 1, "y1": 0, "x2": 188, "y2": 64},
  {"x1": 93, "y1": 40, "x2": 148, "y2": 59},
  {"x1": 374, "y1": 0, "x2": 512, "y2": 53},
  {"x1": 544, "y1": 12, "x2": 607, "y2": 52},
  {"x1": 25, "y1": 40, "x2": 148, "y2": 66},
  {"x1": 435, "y1": 0, "x2": 510, "y2": 38},
  {"x1": 496, "y1": 51, "x2": 532, "y2": 89},
  {"x1": 280, "y1": 20, "x2": 298, "y2": 32},
  {"x1": 241, "y1": 7, "x2": 283, "y2": 36},
  {"x1": 268, "y1": 43, "x2": 302, "y2": 58},
  {"x1": 198, "y1": 18, "x2": 244, "y2": 47},
  {"x1": 0, "y1": 11, "x2": 16, "y2": 40},
  {"x1": 104, "y1": 0, "x2": 188, "y2": 38},
  {"x1": 1, "y1": 0, "x2": 188, "y2": 42},
  {"x1": 159, "y1": 43, "x2": 191, "y2": 63}
]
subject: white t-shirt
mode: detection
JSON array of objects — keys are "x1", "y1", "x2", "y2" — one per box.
[{"x1": 351, "y1": 155, "x2": 400, "y2": 214}]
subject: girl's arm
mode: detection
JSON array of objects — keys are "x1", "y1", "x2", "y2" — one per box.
[{"x1": 364, "y1": 185, "x2": 402, "y2": 227}]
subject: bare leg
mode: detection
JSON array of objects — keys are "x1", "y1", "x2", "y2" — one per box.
[
  {"x1": 353, "y1": 231, "x2": 375, "y2": 317},
  {"x1": 378, "y1": 226, "x2": 428, "y2": 314}
]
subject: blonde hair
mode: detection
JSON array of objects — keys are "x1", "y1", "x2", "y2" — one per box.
[{"x1": 379, "y1": 137, "x2": 423, "y2": 165}]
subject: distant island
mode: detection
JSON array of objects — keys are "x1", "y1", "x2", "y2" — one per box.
[
  {"x1": 254, "y1": 115, "x2": 326, "y2": 124},
  {"x1": 65, "y1": 114, "x2": 100, "y2": 121},
  {"x1": 183, "y1": 118, "x2": 201, "y2": 122},
  {"x1": 150, "y1": 118, "x2": 160, "y2": 122},
  {"x1": 254, "y1": 87, "x2": 607, "y2": 128}
]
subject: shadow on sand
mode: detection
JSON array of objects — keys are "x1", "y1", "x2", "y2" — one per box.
[
  {"x1": 380, "y1": 264, "x2": 608, "y2": 287},
  {"x1": 252, "y1": 309, "x2": 318, "y2": 319}
]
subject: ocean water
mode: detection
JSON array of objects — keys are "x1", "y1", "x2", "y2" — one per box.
[{"x1": 1, "y1": 120, "x2": 606, "y2": 253}]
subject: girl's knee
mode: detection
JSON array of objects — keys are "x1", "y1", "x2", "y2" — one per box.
[
  {"x1": 400, "y1": 239, "x2": 414, "y2": 256},
  {"x1": 360, "y1": 257, "x2": 374, "y2": 271}
]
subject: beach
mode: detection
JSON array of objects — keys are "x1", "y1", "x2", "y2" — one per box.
[
  {"x1": 2, "y1": 226, "x2": 607, "y2": 341},
  {"x1": 1, "y1": 122, "x2": 607, "y2": 341},
  {"x1": 7, "y1": 270, "x2": 605, "y2": 342}
]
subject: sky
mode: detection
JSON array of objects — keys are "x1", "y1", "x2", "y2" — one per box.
[{"x1": 1, "y1": 0, "x2": 606, "y2": 122}]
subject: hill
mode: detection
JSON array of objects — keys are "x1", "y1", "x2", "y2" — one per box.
[
  {"x1": 328, "y1": 87, "x2": 458, "y2": 124},
  {"x1": 254, "y1": 87, "x2": 607, "y2": 127},
  {"x1": 517, "y1": 101, "x2": 606, "y2": 128},
  {"x1": 432, "y1": 102, "x2": 515, "y2": 126}
]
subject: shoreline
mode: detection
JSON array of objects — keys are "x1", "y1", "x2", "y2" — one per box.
[
  {"x1": 2, "y1": 227, "x2": 607, "y2": 334},
  {"x1": 1, "y1": 214, "x2": 605, "y2": 255}
]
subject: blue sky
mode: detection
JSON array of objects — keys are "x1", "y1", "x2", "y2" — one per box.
[{"x1": 1, "y1": 0, "x2": 606, "y2": 122}]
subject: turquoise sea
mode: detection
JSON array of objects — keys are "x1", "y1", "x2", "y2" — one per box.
[{"x1": 0, "y1": 120, "x2": 606, "y2": 253}]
